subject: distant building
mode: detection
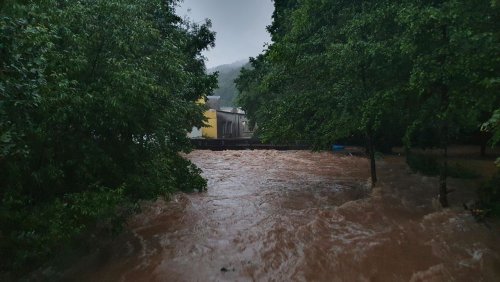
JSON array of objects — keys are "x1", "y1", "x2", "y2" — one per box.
[
  {"x1": 188, "y1": 96, "x2": 253, "y2": 139},
  {"x1": 217, "y1": 107, "x2": 253, "y2": 139}
]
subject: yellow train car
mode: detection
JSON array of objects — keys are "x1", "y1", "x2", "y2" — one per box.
[{"x1": 202, "y1": 109, "x2": 218, "y2": 139}]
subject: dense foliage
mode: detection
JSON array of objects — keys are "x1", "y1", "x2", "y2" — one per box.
[
  {"x1": 0, "y1": 0, "x2": 216, "y2": 274},
  {"x1": 482, "y1": 108, "x2": 500, "y2": 165},
  {"x1": 236, "y1": 0, "x2": 499, "y2": 204}
]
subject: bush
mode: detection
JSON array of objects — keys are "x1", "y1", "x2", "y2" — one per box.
[
  {"x1": 0, "y1": 186, "x2": 130, "y2": 271},
  {"x1": 447, "y1": 162, "x2": 479, "y2": 179},
  {"x1": 126, "y1": 154, "x2": 207, "y2": 200},
  {"x1": 478, "y1": 172, "x2": 500, "y2": 217},
  {"x1": 407, "y1": 154, "x2": 441, "y2": 176},
  {"x1": 406, "y1": 154, "x2": 478, "y2": 179}
]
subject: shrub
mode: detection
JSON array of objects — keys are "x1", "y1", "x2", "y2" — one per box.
[
  {"x1": 478, "y1": 172, "x2": 500, "y2": 217},
  {"x1": 406, "y1": 154, "x2": 478, "y2": 179},
  {"x1": 407, "y1": 154, "x2": 440, "y2": 176}
]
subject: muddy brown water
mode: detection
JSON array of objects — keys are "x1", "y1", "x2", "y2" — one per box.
[{"x1": 67, "y1": 150, "x2": 500, "y2": 281}]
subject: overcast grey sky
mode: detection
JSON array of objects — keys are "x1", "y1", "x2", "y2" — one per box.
[{"x1": 176, "y1": 0, "x2": 274, "y2": 68}]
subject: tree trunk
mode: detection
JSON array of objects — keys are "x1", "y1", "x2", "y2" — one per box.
[
  {"x1": 438, "y1": 83, "x2": 449, "y2": 208},
  {"x1": 437, "y1": 24, "x2": 450, "y2": 208},
  {"x1": 480, "y1": 143, "x2": 486, "y2": 157},
  {"x1": 439, "y1": 141, "x2": 449, "y2": 207},
  {"x1": 404, "y1": 145, "x2": 411, "y2": 163},
  {"x1": 480, "y1": 131, "x2": 488, "y2": 157},
  {"x1": 366, "y1": 133, "x2": 377, "y2": 187}
]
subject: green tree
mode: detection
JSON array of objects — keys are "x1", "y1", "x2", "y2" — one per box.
[
  {"x1": 237, "y1": 0, "x2": 499, "y2": 204},
  {"x1": 398, "y1": 0, "x2": 500, "y2": 206},
  {"x1": 237, "y1": 0, "x2": 409, "y2": 186},
  {"x1": 1, "y1": 0, "x2": 216, "y2": 274}
]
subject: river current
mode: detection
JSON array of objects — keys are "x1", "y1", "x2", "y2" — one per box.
[{"x1": 67, "y1": 150, "x2": 500, "y2": 281}]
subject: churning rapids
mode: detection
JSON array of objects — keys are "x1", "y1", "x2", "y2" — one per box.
[{"x1": 67, "y1": 150, "x2": 499, "y2": 281}]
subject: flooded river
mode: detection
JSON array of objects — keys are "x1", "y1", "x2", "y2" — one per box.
[{"x1": 68, "y1": 150, "x2": 500, "y2": 281}]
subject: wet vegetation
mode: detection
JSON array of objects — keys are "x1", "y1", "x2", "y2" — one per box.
[
  {"x1": 236, "y1": 0, "x2": 499, "y2": 208},
  {"x1": 1, "y1": 0, "x2": 215, "y2": 276},
  {"x1": 478, "y1": 172, "x2": 500, "y2": 217},
  {"x1": 406, "y1": 154, "x2": 479, "y2": 179},
  {"x1": 0, "y1": 0, "x2": 499, "y2": 279}
]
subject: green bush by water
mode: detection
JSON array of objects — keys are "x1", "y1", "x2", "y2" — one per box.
[
  {"x1": 478, "y1": 172, "x2": 500, "y2": 217},
  {"x1": 406, "y1": 154, "x2": 479, "y2": 179},
  {"x1": 407, "y1": 154, "x2": 441, "y2": 176}
]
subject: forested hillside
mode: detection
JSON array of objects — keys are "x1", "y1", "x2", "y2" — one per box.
[
  {"x1": 209, "y1": 60, "x2": 248, "y2": 106},
  {"x1": 0, "y1": 0, "x2": 216, "y2": 276},
  {"x1": 236, "y1": 0, "x2": 500, "y2": 209}
]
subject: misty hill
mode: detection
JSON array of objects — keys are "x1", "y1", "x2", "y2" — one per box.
[{"x1": 209, "y1": 60, "x2": 249, "y2": 106}]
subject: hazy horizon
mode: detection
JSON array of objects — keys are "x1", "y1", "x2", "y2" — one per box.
[{"x1": 176, "y1": 0, "x2": 274, "y2": 68}]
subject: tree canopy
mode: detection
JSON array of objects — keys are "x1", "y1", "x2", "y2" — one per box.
[
  {"x1": 1, "y1": 0, "x2": 216, "y2": 274},
  {"x1": 236, "y1": 0, "x2": 499, "y2": 201}
]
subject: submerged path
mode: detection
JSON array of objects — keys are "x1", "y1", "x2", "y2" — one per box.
[{"x1": 69, "y1": 150, "x2": 500, "y2": 281}]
